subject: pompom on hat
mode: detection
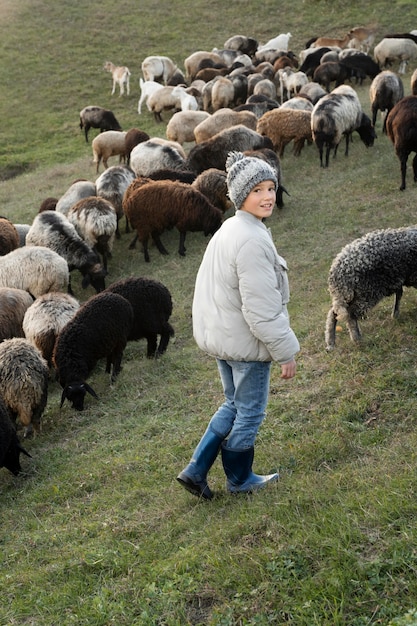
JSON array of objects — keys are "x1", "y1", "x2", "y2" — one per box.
[{"x1": 225, "y1": 151, "x2": 277, "y2": 211}]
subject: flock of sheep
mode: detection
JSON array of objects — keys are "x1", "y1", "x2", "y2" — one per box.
[{"x1": 3, "y1": 25, "x2": 417, "y2": 477}]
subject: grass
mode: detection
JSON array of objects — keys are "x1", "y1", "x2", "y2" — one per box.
[{"x1": 2, "y1": 0, "x2": 417, "y2": 624}]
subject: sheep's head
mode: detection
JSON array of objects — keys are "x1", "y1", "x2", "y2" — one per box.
[
  {"x1": 60, "y1": 382, "x2": 99, "y2": 411},
  {"x1": 82, "y1": 263, "x2": 108, "y2": 293}
]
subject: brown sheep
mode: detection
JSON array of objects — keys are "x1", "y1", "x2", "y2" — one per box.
[
  {"x1": 0, "y1": 217, "x2": 19, "y2": 255},
  {"x1": 386, "y1": 95, "x2": 417, "y2": 190},
  {"x1": 211, "y1": 76, "x2": 235, "y2": 111},
  {"x1": 0, "y1": 288, "x2": 34, "y2": 342},
  {"x1": 191, "y1": 168, "x2": 234, "y2": 214},
  {"x1": 124, "y1": 128, "x2": 150, "y2": 166},
  {"x1": 257, "y1": 108, "x2": 313, "y2": 157},
  {"x1": 193, "y1": 109, "x2": 258, "y2": 143},
  {"x1": 92, "y1": 130, "x2": 127, "y2": 173},
  {"x1": 123, "y1": 181, "x2": 223, "y2": 262}
]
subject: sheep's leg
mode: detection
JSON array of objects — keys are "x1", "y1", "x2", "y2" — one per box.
[
  {"x1": 344, "y1": 133, "x2": 351, "y2": 157},
  {"x1": 156, "y1": 331, "x2": 171, "y2": 356},
  {"x1": 178, "y1": 232, "x2": 187, "y2": 256},
  {"x1": 128, "y1": 233, "x2": 138, "y2": 249},
  {"x1": 325, "y1": 308, "x2": 337, "y2": 350},
  {"x1": 398, "y1": 151, "x2": 408, "y2": 191},
  {"x1": 152, "y1": 232, "x2": 169, "y2": 256},
  {"x1": 412, "y1": 154, "x2": 417, "y2": 184},
  {"x1": 325, "y1": 146, "x2": 331, "y2": 167},
  {"x1": 145, "y1": 333, "x2": 158, "y2": 358},
  {"x1": 346, "y1": 316, "x2": 361, "y2": 343},
  {"x1": 392, "y1": 287, "x2": 403, "y2": 318}
]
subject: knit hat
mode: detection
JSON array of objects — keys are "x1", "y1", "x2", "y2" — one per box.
[{"x1": 225, "y1": 151, "x2": 278, "y2": 211}]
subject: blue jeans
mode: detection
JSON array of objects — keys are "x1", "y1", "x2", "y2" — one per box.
[{"x1": 207, "y1": 359, "x2": 271, "y2": 450}]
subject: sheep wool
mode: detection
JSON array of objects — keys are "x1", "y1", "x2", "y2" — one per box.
[{"x1": 225, "y1": 151, "x2": 277, "y2": 211}]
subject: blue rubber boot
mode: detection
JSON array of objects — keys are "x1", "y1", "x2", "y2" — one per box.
[
  {"x1": 177, "y1": 428, "x2": 223, "y2": 500},
  {"x1": 221, "y1": 444, "x2": 279, "y2": 494}
]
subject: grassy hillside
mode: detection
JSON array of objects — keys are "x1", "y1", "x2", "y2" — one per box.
[{"x1": 2, "y1": 1, "x2": 417, "y2": 625}]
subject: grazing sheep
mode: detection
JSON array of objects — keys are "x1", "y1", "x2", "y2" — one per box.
[
  {"x1": 411, "y1": 68, "x2": 417, "y2": 95},
  {"x1": 257, "y1": 108, "x2": 313, "y2": 157},
  {"x1": 146, "y1": 86, "x2": 181, "y2": 122},
  {"x1": 67, "y1": 197, "x2": 117, "y2": 271},
  {"x1": 141, "y1": 55, "x2": 177, "y2": 84},
  {"x1": 13, "y1": 223, "x2": 30, "y2": 246},
  {"x1": 166, "y1": 110, "x2": 210, "y2": 145},
  {"x1": 298, "y1": 82, "x2": 327, "y2": 104},
  {"x1": 339, "y1": 53, "x2": 381, "y2": 84},
  {"x1": 193, "y1": 108, "x2": 257, "y2": 143},
  {"x1": 186, "y1": 125, "x2": 272, "y2": 174},
  {"x1": 124, "y1": 128, "x2": 150, "y2": 165},
  {"x1": 95, "y1": 165, "x2": 136, "y2": 236},
  {"x1": 0, "y1": 246, "x2": 69, "y2": 297},
  {"x1": 192, "y1": 168, "x2": 233, "y2": 213},
  {"x1": 137, "y1": 79, "x2": 164, "y2": 115},
  {"x1": 252, "y1": 78, "x2": 277, "y2": 101},
  {"x1": 171, "y1": 86, "x2": 199, "y2": 112},
  {"x1": 148, "y1": 169, "x2": 196, "y2": 184},
  {"x1": 130, "y1": 140, "x2": 186, "y2": 177},
  {"x1": 223, "y1": 35, "x2": 258, "y2": 57},
  {"x1": 234, "y1": 99, "x2": 279, "y2": 119},
  {"x1": 311, "y1": 85, "x2": 376, "y2": 167},
  {"x1": 26, "y1": 211, "x2": 107, "y2": 294},
  {"x1": 79, "y1": 106, "x2": 122, "y2": 143},
  {"x1": 369, "y1": 70, "x2": 404, "y2": 132},
  {"x1": 0, "y1": 338, "x2": 48, "y2": 436},
  {"x1": 55, "y1": 180, "x2": 97, "y2": 216},
  {"x1": 0, "y1": 288, "x2": 34, "y2": 342},
  {"x1": 92, "y1": 130, "x2": 127, "y2": 173},
  {"x1": 374, "y1": 38, "x2": 417, "y2": 74},
  {"x1": 23, "y1": 292, "x2": 80, "y2": 368},
  {"x1": 277, "y1": 67, "x2": 309, "y2": 102},
  {"x1": 39, "y1": 197, "x2": 58, "y2": 212},
  {"x1": 325, "y1": 226, "x2": 417, "y2": 348},
  {"x1": 103, "y1": 61, "x2": 131, "y2": 96},
  {"x1": 53, "y1": 292, "x2": 133, "y2": 410},
  {"x1": 0, "y1": 397, "x2": 31, "y2": 475},
  {"x1": 211, "y1": 76, "x2": 235, "y2": 111},
  {"x1": 105, "y1": 277, "x2": 174, "y2": 357},
  {"x1": 280, "y1": 96, "x2": 314, "y2": 111},
  {"x1": 312, "y1": 61, "x2": 351, "y2": 92},
  {"x1": 123, "y1": 180, "x2": 223, "y2": 262},
  {"x1": 386, "y1": 95, "x2": 417, "y2": 190},
  {"x1": 184, "y1": 51, "x2": 224, "y2": 81},
  {"x1": 273, "y1": 55, "x2": 299, "y2": 71},
  {"x1": 299, "y1": 46, "x2": 332, "y2": 76},
  {"x1": 0, "y1": 217, "x2": 19, "y2": 255}
]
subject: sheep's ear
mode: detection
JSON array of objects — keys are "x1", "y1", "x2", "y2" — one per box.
[{"x1": 84, "y1": 383, "x2": 99, "y2": 400}]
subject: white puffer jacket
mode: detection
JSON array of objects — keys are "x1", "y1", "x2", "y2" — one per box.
[{"x1": 192, "y1": 210, "x2": 300, "y2": 363}]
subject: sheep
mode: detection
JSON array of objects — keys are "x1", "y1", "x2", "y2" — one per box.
[
  {"x1": 184, "y1": 51, "x2": 224, "y2": 81},
  {"x1": 0, "y1": 397, "x2": 31, "y2": 475},
  {"x1": 103, "y1": 61, "x2": 131, "y2": 96},
  {"x1": 123, "y1": 180, "x2": 223, "y2": 262},
  {"x1": 92, "y1": 130, "x2": 127, "y2": 173},
  {"x1": 39, "y1": 197, "x2": 58, "y2": 212},
  {"x1": 273, "y1": 55, "x2": 299, "y2": 71},
  {"x1": 224, "y1": 35, "x2": 259, "y2": 57},
  {"x1": 257, "y1": 32, "x2": 292, "y2": 53},
  {"x1": 277, "y1": 67, "x2": 309, "y2": 102},
  {"x1": 369, "y1": 70, "x2": 404, "y2": 132},
  {"x1": 193, "y1": 108, "x2": 257, "y2": 143},
  {"x1": 0, "y1": 246, "x2": 69, "y2": 297},
  {"x1": 298, "y1": 81, "x2": 327, "y2": 104},
  {"x1": 23, "y1": 292, "x2": 80, "y2": 369},
  {"x1": 79, "y1": 106, "x2": 122, "y2": 143},
  {"x1": 166, "y1": 110, "x2": 210, "y2": 145},
  {"x1": 234, "y1": 99, "x2": 279, "y2": 119},
  {"x1": 311, "y1": 84, "x2": 376, "y2": 167},
  {"x1": 26, "y1": 211, "x2": 107, "y2": 294},
  {"x1": 299, "y1": 46, "x2": 333, "y2": 76},
  {"x1": 67, "y1": 197, "x2": 117, "y2": 271},
  {"x1": 130, "y1": 140, "x2": 186, "y2": 177},
  {"x1": 312, "y1": 61, "x2": 351, "y2": 92},
  {"x1": 124, "y1": 128, "x2": 150, "y2": 165},
  {"x1": 148, "y1": 169, "x2": 196, "y2": 184},
  {"x1": 105, "y1": 277, "x2": 174, "y2": 357},
  {"x1": 0, "y1": 288, "x2": 34, "y2": 342},
  {"x1": 211, "y1": 76, "x2": 235, "y2": 111},
  {"x1": 167, "y1": 68, "x2": 187, "y2": 86},
  {"x1": 0, "y1": 338, "x2": 48, "y2": 436},
  {"x1": 348, "y1": 27, "x2": 377, "y2": 53},
  {"x1": 53, "y1": 292, "x2": 134, "y2": 411},
  {"x1": 257, "y1": 108, "x2": 313, "y2": 157},
  {"x1": 146, "y1": 86, "x2": 181, "y2": 122},
  {"x1": 339, "y1": 53, "x2": 381, "y2": 84},
  {"x1": 186, "y1": 125, "x2": 272, "y2": 174},
  {"x1": 311, "y1": 33, "x2": 353, "y2": 49},
  {"x1": 325, "y1": 226, "x2": 417, "y2": 349},
  {"x1": 95, "y1": 165, "x2": 136, "y2": 236},
  {"x1": 411, "y1": 68, "x2": 417, "y2": 95},
  {"x1": 253, "y1": 78, "x2": 277, "y2": 100},
  {"x1": 191, "y1": 168, "x2": 233, "y2": 213},
  {"x1": 386, "y1": 95, "x2": 417, "y2": 190},
  {"x1": 0, "y1": 217, "x2": 19, "y2": 255},
  {"x1": 374, "y1": 38, "x2": 417, "y2": 74},
  {"x1": 148, "y1": 137, "x2": 187, "y2": 158},
  {"x1": 55, "y1": 180, "x2": 97, "y2": 216},
  {"x1": 10, "y1": 223, "x2": 29, "y2": 247},
  {"x1": 170, "y1": 85, "x2": 199, "y2": 112},
  {"x1": 279, "y1": 96, "x2": 314, "y2": 112},
  {"x1": 141, "y1": 55, "x2": 178, "y2": 84},
  {"x1": 137, "y1": 79, "x2": 164, "y2": 114}
]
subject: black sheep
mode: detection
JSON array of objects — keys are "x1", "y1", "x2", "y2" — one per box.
[
  {"x1": 105, "y1": 277, "x2": 175, "y2": 357},
  {"x1": 53, "y1": 292, "x2": 134, "y2": 410},
  {"x1": 0, "y1": 396, "x2": 30, "y2": 475},
  {"x1": 79, "y1": 106, "x2": 122, "y2": 143}
]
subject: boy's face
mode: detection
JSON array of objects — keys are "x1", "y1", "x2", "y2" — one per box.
[{"x1": 240, "y1": 180, "x2": 276, "y2": 220}]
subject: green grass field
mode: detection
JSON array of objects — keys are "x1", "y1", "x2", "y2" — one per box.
[{"x1": 2, "y1": 1, "x2": 417, "y2": 624}]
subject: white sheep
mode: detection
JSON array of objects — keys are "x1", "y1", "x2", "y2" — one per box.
[
  {"x1": 103, "y1": 61, "x2": 131, "y2": 96},
  {"x1": 374, "y1": 38, "x2": 417, "y2": 74},
  {"x1": 129, "y1": 140, "x2": 186, "y2": 177},
  {"x1": 193, "y1": 108, "x2": 258, "y2": 143},
  {"x1": 0, "y1": 247, "x2": 69, "y2": 297},
  {"x1": 23, "y1": 292, "x2": 80, "y2": 368},
  {"x1": 137, "y1": 78, "x2": 164, "y2": 114},
  {"x1": 141, "y1": 55, "x2": 178, "y2": 84},
  {"x1": 369, "y1": 70, "x2": 404, "y2": 132},
  {"x1": 280, "y1": 96, "x2": 314, "y2": 111},
  {"x1": 171, "y1": 86, "x2": 199, "y2": 111},
  {"x1": 95, "y1": 165, "x2": 136, "y2": 237},
  {"x1": 56, "y1": 180, "x2": 97, "y2": 216},
  {"x1": 277, "y1": 67, "x2": 309, "y2": 102},
  {"x1": 166, "y1": 110, "x2": 210, "y2": 145},
  {"x1": 92, "y1": 130, "x2": 127, "y2": 173}
]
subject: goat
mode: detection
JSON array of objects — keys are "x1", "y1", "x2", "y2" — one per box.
[{"x1": 103, "y1": 61, "x2": 131, "y2": 96}]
